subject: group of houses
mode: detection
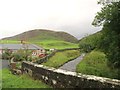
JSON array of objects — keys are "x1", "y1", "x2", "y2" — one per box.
[{"x1": 0, "y1": 43, "x2": 46, "y2": 58}]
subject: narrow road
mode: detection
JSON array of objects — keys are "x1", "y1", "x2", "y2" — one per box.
[
  {"x1": 59, "y1": 53, "x2": 85, "y2": 72},
  {"x1": 0, "y1": 59, "x2": 9, "y2": 69}
]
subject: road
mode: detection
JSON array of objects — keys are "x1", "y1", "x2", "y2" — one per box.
[
  {"x1": 59, "y1": 53, "x2": 85, "y2": 72},
  {"x1": 0, "y1": 59, "x2": 9, "y2": 69}
]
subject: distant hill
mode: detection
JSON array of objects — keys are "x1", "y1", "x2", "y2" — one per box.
[{"x1": 2, "y1": 29, "x2": 78, "y2": 43}]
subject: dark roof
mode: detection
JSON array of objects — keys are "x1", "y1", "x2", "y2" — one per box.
[{"x1": 0, "y1": 44, "x2": 43, "y2": 50}]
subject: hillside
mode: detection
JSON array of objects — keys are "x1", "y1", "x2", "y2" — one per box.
[
  {"x1": 2, "y1": 29, "x2": 78, "y2": 43},
  {"x1": 77, "y1": 31, "x2": 120, "y2": 79},
  {"x1": 79, "y1": 31, "x2": 103, "y2": 52}
]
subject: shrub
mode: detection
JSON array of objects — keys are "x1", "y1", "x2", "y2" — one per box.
[
  {"x1": 79, "y1": 43, "x2": 94, "y2": 53},
  {"x1": 12, "y1": 49, "x2": 32, "y2": 61},
  {"x1": 79, "y1": 31, "x2": 102, "y2": 53},
  {"x1": 2, "y1": 48, "x2": 12, "y2": 60}
]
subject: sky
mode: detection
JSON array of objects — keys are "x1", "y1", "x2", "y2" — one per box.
[{"x1": 0, "y1": 0, "x2": 102, "y2": 39}]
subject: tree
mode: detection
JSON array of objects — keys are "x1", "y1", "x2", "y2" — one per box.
[
  {"x1": 92, "y1": 1, "x2": 120, "y2": 68},
  {"x1": 92, "y1": 1, "x2": 120, "y2": 33}
]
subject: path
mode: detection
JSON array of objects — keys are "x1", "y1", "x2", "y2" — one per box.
[
  {"x1": 0, "y1": 59, "x2": 9, "y2": 69},
  {"x1": 59, "y1": 53, "x2": 85, "y2": 72}
]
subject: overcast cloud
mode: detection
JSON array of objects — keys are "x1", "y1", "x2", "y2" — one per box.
[{"x1": 0, "y1": 0, "x2": 102, "y2": 39}]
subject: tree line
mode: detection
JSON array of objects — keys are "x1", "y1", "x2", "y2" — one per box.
[{"x1": 79, "y1": 1, "x2": 120, "y2": 69}]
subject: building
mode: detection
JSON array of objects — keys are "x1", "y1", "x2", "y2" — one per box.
[{"x1": 0, "y1": 44, "x2": 45, "y2": 58}]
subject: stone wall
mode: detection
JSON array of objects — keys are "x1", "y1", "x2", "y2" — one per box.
[
  {"x1": 35, "y1": 48, "x2": 80, "y2": 64},
  {"x1": 35, "y1": 50, "x2": 57, "y2": 64},
  {"x1": 22, "y1": 61, "x2": 120, "y2": 88}
]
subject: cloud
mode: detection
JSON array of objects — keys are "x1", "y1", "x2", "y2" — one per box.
[{"x1": 0, "y1": 0, "x2": 102, "y2": 39}]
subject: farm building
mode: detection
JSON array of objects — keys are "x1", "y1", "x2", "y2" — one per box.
[{"x1": 0, "y1": 44, "x2": 46, "y2": 58}]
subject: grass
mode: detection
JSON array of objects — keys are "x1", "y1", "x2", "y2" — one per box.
[
  {"x1": 76, "y1": 50, "x2": 119, "y2": 79},
  {"x1": 0, "y1": 40, "x2": 21, "y2": 44},
  {"x1": 32, "y1": 40, "x2": 79, "y2": 49},
  {"x1": 1, "y1": 30, "x2": 78, "y2": 43},
  {"x1": 1, "y1": 69, "x2": 51, "y2": 88},
  {"x1": 1, "y1": 40, "x2": 79, "y2": 50},
  {"x1": 42, "y1": 50, "x2": 81, "y2": 68}
]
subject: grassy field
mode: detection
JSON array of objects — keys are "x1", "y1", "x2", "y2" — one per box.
[
  {"x1": 1, "y1": 40, "x2": 79, "y2": 50},
  {"x1": 76, "y1": 50, "x2": 119, "y2": 79},
  {"x1": 1, "y1": 69, "x2": 51, "y2": 88},
  {"x1": 31, "y1": 40, "x2": 79, "y2": 49},
  {"x1": 42, "y1": 50, "x2": 81, "y2": 68},
  {"x1": 0, "y1": 40, "x2": 21, "y2": 44}
]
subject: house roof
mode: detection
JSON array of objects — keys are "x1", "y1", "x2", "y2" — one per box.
[{"x1": 0, "y1": 44, "x2": 44, "y2": 50}]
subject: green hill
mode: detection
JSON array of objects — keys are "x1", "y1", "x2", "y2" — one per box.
[
  {"x1": 2, "y1": 29, "x2": 78, "y2": 43},
  {"x1": 79, "y1": 31, "x2": 103, "y2": 52},
  {"x1": 1, "y1": 29, "x2": 79, "y2": 49}
]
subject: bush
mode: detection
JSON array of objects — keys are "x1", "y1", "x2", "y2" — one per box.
[
  {"x1": 79, "y1": 31, "x2": 102, "y2": 53},
  {"x1": 99, "y1": 30, "x2": 120, "y2": 68},
  {"x1": 12, "y1": 49, "x2": 32, "y2": 61},
  {"x1": 12, "y1": 53, "x2": 25, "y2": 61},
  {"x1": 79, "y1": 43, "x2": 94, "y2": 53},
  {"x1": 2, "y1": 48, "x2": 12, "y2": 60}
]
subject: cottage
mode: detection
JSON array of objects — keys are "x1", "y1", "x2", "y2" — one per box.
[{"x1": 0, "y1": 44, "x2": 45, "y2": 58}]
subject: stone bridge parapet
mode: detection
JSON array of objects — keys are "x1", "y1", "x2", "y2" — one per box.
[{"x1": 22, "y1": 61, "x2": 120, "y2": 88}]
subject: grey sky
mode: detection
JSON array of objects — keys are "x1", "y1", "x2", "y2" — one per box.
[{"x1": 0, "y1": 0, "x2": 102, "y2": 39}]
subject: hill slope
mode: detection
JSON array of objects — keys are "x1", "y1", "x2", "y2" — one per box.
[
  {"x1": 78, "y1": 31, "x2": 103, "y2": 52},
  {"x1": 2, "y1": 29, "x2": 78, "y2": 43}
]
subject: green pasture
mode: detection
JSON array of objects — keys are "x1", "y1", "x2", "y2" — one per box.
[
  {"x1": 42, "y1": 50, "x2": 81, "y2": 68},
  {"x1": 1, "y1": 40, "x2": 79, "y2": 50}
]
